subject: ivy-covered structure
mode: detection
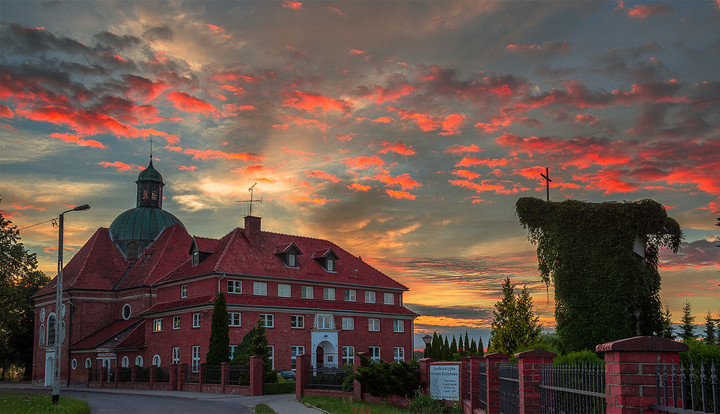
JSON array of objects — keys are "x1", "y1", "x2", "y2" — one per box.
[{"x1": 516, "y1": 197, "x2": 682, "y2": 353}]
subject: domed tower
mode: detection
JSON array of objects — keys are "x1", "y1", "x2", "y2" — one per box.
[{"x1": 110, "y1": 159, "x2": 186, "y2": 260}]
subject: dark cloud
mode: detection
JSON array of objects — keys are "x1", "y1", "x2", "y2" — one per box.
[
  {"x1": 93, "y1": 31, "x2": 141, "y2": 50},
  {"x1": 405, "y1": 303, "x2": 494, "y2": 322},
  {"x1": 660, "y1": 239, "x2": 720, "y2": 270},
  {"x1": 1, "y1": 21, "x2": 89, "y2": 55},
  {"x1": 142, "y1": 25, "x2": 173, "y2": 41}
]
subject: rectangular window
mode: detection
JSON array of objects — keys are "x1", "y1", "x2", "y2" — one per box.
[
  {"x1": 192, "y1": 313, "x2": 200, "y2": 328},
  {"x1": 301, "y1": 286, "x2": 314, "y2": 299},
  {"x1": 291, "y1": 345, "x2": 305, "y2": 370},
  {"x1": 260, "y1": 313, "x2": 274, "y2": 328},
  {"x1": 393, "y1": 320, "x2": 404, "y2": 332},
  {"x1": 291, "y1": 315, "x2": 304, "y2": 329},
  {"x1": 153, "y1": 318, "x2": 163, "y2": 332},
  {"x1": 227, "y1": 280, "x2": 242, "y2": 294},
  {"x1": 191, "y1": 346, "x2": 200, "y2": 372},
  {"x1": 181, "y1": 285, "x2": 187, "y2": 298},
  {"x1": 278, "y1": 283, "x2": 291, "y2": 297},
  {"x1": 287, "y1": 253, "x2": 297, "y2": 267},
  {"x1": 345, "y1": 289, "x2": 356, "y2": 302},
  {"x1": 368, "y1": 318, "x2": 380, "y2": 332},
  {"x1": 173, "y1": 316, "x2": 180, "y2": 330},
  {"x1": 365, "y1": 291, "x2": 376, "y2": 303},
  {"x1": 326, "y1": 258, "x2": 335, "y2": 272},
  {"x1": 253, "y1": 281, "x2": 267, "y2": 296},
  {"x1": 323, "y1": 287, "x2": 335, "y2": 300},
  {"x1": 342, "y1": 317, "x2": 354, "y2": 330},
  {"x1": 384, "y1": 292, "x2": 394, "y2": 305},
  {"x1": 267, "y1": 345, "x2": 274, "y2": 370},
  {"x1": 342, "y1": 346, "x2": 355, "y2": 366},
  {"x1": 317, "y1": 314, "x2": 332, "y2": 330},
  {"x1": 394, "y1": 347, "x2": 405, "y2": 362},
  {"x1": 229, "y1": 344, "x2": 237, "y2": 359},
  {"x1": 172, "y1": 347, "x2": 180, "y2": 364},
  {"x1": 369, "y1": 346, "x2": 381, "y2": 362},
  {"x1": 229, "y1": 312, "x2": 241, "y2": 327}
]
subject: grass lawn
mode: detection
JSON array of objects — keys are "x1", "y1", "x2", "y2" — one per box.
[
  {"x1": 253, "y1": 404, "x2": 276, "y2": 414},
  {"x1": 299, "y1": 395, "x2": 408, "y2": 414},
  {"x1": 0, "y1": 392, "x2": 90, "y2": 414}
]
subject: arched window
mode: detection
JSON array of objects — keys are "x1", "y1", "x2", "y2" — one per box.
[
  {"x1": 40, "y1": 308, "x2": 46, "y2": 322},
  {"x1": 47, "y1": 314, "x2": 56, "y2": 346},
  {"x1": 71, "y1": 359, "x2": 78, "y2": 370},
  {"x1": 135, "y1": 356, "x2": 143, "y2": 367},
  {"x1": 39, "y1": 324, "x2": 45, "y2": 347},
  {"x1": 85, "y1": 358, "x2": 92, "y2": 368},
  {"x1": 121, "y1": 356, "x2": 129, "y2": 368},
  {"x1": 152, "y1": 355, "x2": 161, "y2": 367},
  {"x1": 122, "y1": 304, "x2": 131, "y2": 320}
]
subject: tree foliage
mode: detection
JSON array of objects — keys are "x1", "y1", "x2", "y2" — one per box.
[
  {"x1": 1, "y1": 207, "x2": 49, "y2": 379},
  {"x1": 231, "y1": 318, "x2": 277, "y2": 383},
  {"x1": 345, "y1": 354, "x2": 422, "y2": 397},
  {"x1": 206, "y1": 292, "x2": 230, "y2": 365},
  {"x1": 516, "y1": 197, "x2": 682, "y2": 353},
  {"x1": 487, "y1": 277, "x2": 542, "y2": 355},
  {"x1": 680, "y1": 301, "x2": 695, "y2": 340},
  {"x1": 703, "y1": 312, "x2": 716, "y2": 345},
  {"x1": 660, "y1": 304, "x2": 675, "y2": 340}
]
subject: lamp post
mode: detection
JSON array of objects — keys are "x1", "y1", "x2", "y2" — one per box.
[
  {"x1": 52, "y1": 204, "x2": 90, "y2": 404},
  {"x1": 422, "y1": 334, "x2": 432, "y2": 358}
]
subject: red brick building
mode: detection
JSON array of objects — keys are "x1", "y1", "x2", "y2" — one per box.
[{"x1": 32, "y1": 160, "x2": 416, "y2": 386}]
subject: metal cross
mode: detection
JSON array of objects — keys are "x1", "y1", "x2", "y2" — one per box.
[
  {"x1": 540, "y1": 167, "x2": 552, "y2": 202},
  {"x1": 237, "y1": 182, "x2": 263, "y2": 216}
]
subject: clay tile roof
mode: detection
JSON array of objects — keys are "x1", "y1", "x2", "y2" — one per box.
[
  {"x1": 71, "y1": 318, "x2": 143, "y2": 350},
  {"x1": 194, "y1": 236, "x2": 219, "y2": 252},
  {"x1": 143, "y1": 294, "x2": 216, "y2": 315},
  {"x1": 223, "y1": 294, "x2": 417, "y2": 316},
  {"x1": 34, "y1": 228, "x2": 129, "y2": 297}
]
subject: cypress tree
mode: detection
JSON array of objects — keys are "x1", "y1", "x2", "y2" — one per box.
[
  {"x1": 442, "y1": 336, "x2": 451, "y2": 361},
  {"x1": 470, "y1": 338, "x2": 478, "y2": 355},
  {"x1": 431, "y1": 332, "x2": 441, "y2": 360},
  {"x1": 679, "y1": 301, "x2": 695, "y2": 340},
  {"x1": 464, "y1": 332, "x2": 470, "y2": 355},
  {"x1": 206, "y1": 292, "x2": 230, "y2": 365},
  {"x1": 660, "y1": 304, "x2": 674, "y2": 339},
  {"x1": 477, "y1": 337, "x2": 484, "y2": 356},
  {"x1": 450, "y1": 336, "x2": 458, "y2": 359},
  {"x1": 704, "y1": 312, "x2": 716, "y2": 345}
]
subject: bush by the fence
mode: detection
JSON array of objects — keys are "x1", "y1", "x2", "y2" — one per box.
[
  {"x1": 264, "y1": 381, "x2": 295, "y2": 394},
  {"x1": 344, "y1": 355, "x2": 422, "y2": 397},
  {"x1": 553, "y1": 349, "x2": 603, "y2": 365}
]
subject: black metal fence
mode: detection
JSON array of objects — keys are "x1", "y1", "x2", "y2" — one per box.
[
  {"x1": 203, "y1": 364, "x2": 222, "y2": 384},
  {"x1": 135, "y1": 367, "x2": 150, "y2": 382},
  {"x1": 651, "y1": 358, "x2": 718, "y2": 414},
  {"x1": 539, "y1": 362, "x2": 606, "y2": 414},
  {"x1": 155, "y1": 367, "x2": 170, "y2": 383},
  {"x1": 478, "y1": 362, "x2": 487, "y2": 411},
  {"x1": 118, "y1": 367, "x2": 132, "y2": 382},
  {"x1": 186, "y1": 370, "x2": 199, "y2": 383},
  {"x1": 306, "y1": 367, "x2": 353, "y2": 390},
  {"x1": 499, "y1": 362, "x2": 519, "y2": 414},
  {"x1": 228, "y1": 363, "x2": 250, "y2": 386}
]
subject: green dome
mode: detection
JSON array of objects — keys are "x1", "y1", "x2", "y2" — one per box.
[
  {"x1": 110, "y1": 207, "x2": 185, "y2": 245},
  {"x1": 137, "y1": 160, "x2": 163, "y2": 183}
]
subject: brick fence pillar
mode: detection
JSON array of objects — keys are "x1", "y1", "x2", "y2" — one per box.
[
  {"x1": 516, "y1": 350, "x2": 556, "y2": 414},
  {"x1": 169, "y1": 364, "x2": 176, "y2": 390},
  {"x1": 114, "y1": 366, "x2": 119, "y2": 388},
  {"x1": 85, "y1": 367, "x2": 91, "y2": 388},
  {"x1": 467, "y1": 354, "x2": 485, "y2": 413},
  {"x1": 249, "y1": 355, "x2": 263, "y2": 396},
  {"x1": 354, "y1": 352, "x2": 370, "y2": 401},
  {"x1": 199, "y1": 363, "x2": 205, "y2": 390},
  {"x1": 178, "y1": 363, "x2": 187, "y2": 391},
  {"x1": 149, "y1": 366, "x2": 156, "y2": 390},
  {"x1": 418, "y1": 357, "x2": 434, "y2": 394},
  {"x1": 221, "y1": 362, "x2": 229, "y2": 394},
  {"x1": 131, "y1": 366, "x2": 137, "y2": 388},
  {"x1": 295, "y1": 354, "x2": 310, "y2": 399},
  {"x1": 99, "y1": 367, "x2": 105, "y2": 387},
  {"x1": 460, "y1": 357, "x2": 470, "y2": 404},
  {"x1": 485, "y1": 352, "x2": 509, "y2": 414},
  {"x1": 596, "y1": 336, "x2": 688, "y2": 414}
]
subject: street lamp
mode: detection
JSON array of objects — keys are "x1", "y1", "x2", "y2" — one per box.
[
  {"x1": 422, "y1": 334, "x2": 432, "y2": 358},
  {"x1": 52, "y1": 204, "x2": 90, "y2": 404}
]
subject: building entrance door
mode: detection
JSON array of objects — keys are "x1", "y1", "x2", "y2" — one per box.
[
  {"x1": 315, "y1": 346, "x2": 324, "y2": 369},
  {"x1": 44, "y1": 353, "x2": 55, "y2": 386}
]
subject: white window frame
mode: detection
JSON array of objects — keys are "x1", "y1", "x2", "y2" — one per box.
[
  {"x1": 181, "y1": 285, "x2": 187, "y2": 298},
  {"x1": 172, "y1": 347, "x2": 180, "y2": 364},
  {"x1": 342, "y1": 317, "x2": 354, "y2": 330},
  {"x1": 135, "y1": 356, "x2": 143, "y2": 367},
  {"x1": 394, "y1": 347, "x2": 405, "y2": 362},
  {"x1": 152, "y1": 355, "x2": 161, "y2": 367},
  {"x1": 369, "y1": 346, "x2": 381, "y2": 362},
  {"x1": 260, "y1": 313, "x2": 274, "y2": 328},
  {"x1": 317, "y1": 314, "x2": 332, "y2": 330},
  {"x1": 342, "y1": 346, "x2": 355, "y2": 366},
  {"x1": 384, "y1": 292, "x2": 394, "y2": 305},
  {"x1": 301, "y1": 286, "x2": 314, "y2": 299},
  {"x1": 345, "y1": 289, "x2": 356, "y2": 302},
  {"x1": 121, "y1": 356, "x2": 129, "y2": 367},
  {"x1": 291, "y1": 315, "x2": 304, "y2": 329},
  {"x1": 71, "y1": 359, "x2": 77, "y2": 370},
  {"x1": 287, "y1": 253, "x2": 297, "y2": 267},
  {"x1": 173, "y1": 315, "x2": 181, "y2": 330},
  {"x1": 191, "y1": 346, "x2": 200, "y2": 372},
  {"x1": 227, "y1": 280, "x2": 242, "y2": 294},
  {"x1": 267, "y1": 345, "x2": 274, "y2": 370},
  {"x1": 323, "y1": 287, "x2": 335, "y2": 300},
  {"x1": 153, "y1": 318, "x2": 163, "y2": 332},
  {"x1": 326, "y1": 258, "x2": 335, "y2": 272},
  {"x1": 192, "y1": 313, "x2": 201, "y2": 328},
  {"x1": 365, "y1": 291, "x2": 376, "y2": 303},
  {"x1": 278, "y1": 283, "x2": 291, "y2": 297},
  {"x1": 229, "y1": 344, "x2": 237, "y2": 359},
  {"x1": 393, "y1": 320, "x2": 404, "y2": 332},
  {"x1": 85, "y1": 358, "x2": 92, "y2": 368},
  {"x1": 229, "y1": 312, "x2": 241, "y2": 327},
  {"x1": 368, "y1": 318, "x2": 380, "y2": 332},
  {"x1": 291, "y1": 345, "x2": 304, "y2": 370},
  {"x1": 253, "y1": 281, "x2": 267, "y2": 296}
]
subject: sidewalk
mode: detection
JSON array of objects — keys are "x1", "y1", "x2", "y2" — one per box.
[{"x1": 0, "y1": 382, "x2": 324, "y2": 413}]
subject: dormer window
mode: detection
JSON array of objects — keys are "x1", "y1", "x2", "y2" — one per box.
[
  {"x1": 192, "y1": 251, "x2": 199, "y2": 266},
  {"x1": 275, "y1": 243, "x2": 302, "y2": 268},
  {"x1": 312, "y1": 248, "x2": 339, "y2": 272}
]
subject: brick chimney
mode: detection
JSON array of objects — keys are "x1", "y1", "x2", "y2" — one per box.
[{"x1": 244, "y1": 216, "x2": 261, "y2": 246}]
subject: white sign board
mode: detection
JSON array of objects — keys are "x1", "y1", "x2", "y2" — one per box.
[{"x1": 429, "y1": 364, "x2": 460, "y2": 401}]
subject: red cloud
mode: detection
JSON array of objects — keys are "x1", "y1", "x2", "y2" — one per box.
[
  {"x1": 386, "y1": 189, "x2": 417, "y2": 200},
  {"x1": 627, "y1": 4, "x2": 673, "y2": 18},
  {"x1": 166, "y1": 91, "x2": 217, "y2": 115},
  {"x1": 444, "y1": 144, "x2": 483, "y2": 154},
  {"x1": 165, "y1": 145, "x2": 262, "y2": 162},
  {"x1": 449, "y1": 179, "x2": 520, "y2": 195},
  {"x1": 379, "y1": 141, "x2": 416, "y2": 156},
  {"x1": 178, "y1": 165, "x2": 197, "y2": 171},
  {"x1": 350, "y1": 49, "x2": 365, "y2": 55},
  {"x1": 452, "y1": 170, "x2": 481, "y2": 180},
  {"x1": 455, "y1": 157, "x2": 510, "y2": 168},
  {"x1": 49, "y1": 132, "x2": 105, "y2": 149},
  {"x1": 281, "y1": 115, "x2": 328, "y2": 132},
  {"x1": 335, "y1": 133, "x2": 355, "y2": 142},
  {"x1": 123, "y1": 75, "x2": 168, "y2": 102},
  {"x1": 0, "y1": 104, "x2": 14, "y2": 118},
  {"x1": 306, "y1": 170, "x2": 340, "y2": 183},
  {"x1": 12, "y1": 203, "x2": 45, "y2": 211},
  {"x1": 282, "y1": 0, "x2": 302, "y2": 10},
  {"x1": 98, "y1": 161, "x2": 143, "y2": 172},
  {"x1": 440, "y1": 114, "x2": 465, "y2": 136},
  {"x1": 283, "y1": 90, "x2": 352, "y2": 114},
  {"x1": 348, "y1": 183, "x2": 371, "y2": 192},
  {"x1": 282, "y1": 147, "x2": 316, "y2": 157},
  {"x1": 572, "y1": 169, "x2": 639, "y2": 194},
  {"x1": 574, "y1": 113, "x2": 599, "y2": 125},
  {"x1": 505, "y1": 41, "x2": 571, "y2": 55},
  {"x1": 374, "y1": 173, "x2": 422, "y2": 190},
  {"x1": 354, "y1": 83, "x2": 415, "y2": 104},
  {"x1": 344, "y1": 155, "x2": 384, "y2": 169},
  {"x1": 289, "y1": 196, "x2": 338, "y2": 204},
  {"x1": 372, "y1": 117, "x2": 394, "y2": 123}
]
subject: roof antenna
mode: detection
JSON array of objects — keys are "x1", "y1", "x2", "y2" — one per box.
[{"x1": 237, "y1": 182, "x2": 263, "y2": 216}]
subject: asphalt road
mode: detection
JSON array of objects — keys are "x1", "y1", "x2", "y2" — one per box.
[{"x1": 63, "y1": 390, "x2": 253, "y2": 414}]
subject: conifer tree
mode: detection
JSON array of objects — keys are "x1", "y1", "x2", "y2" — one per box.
[
  {"x1": 704, "y1": 312, "x2": 716, "y2": 345},
  {"x1": 660, "y1": 304, "x2": 674, "y2": 339},
  {"x1": 442, "y1": 336, "x2": 451, "y2": 361},
  {"x1": 431, "y1": 332, "x2": 441, "y2": 360},
  {"x1": 450, "y1": 336, "x2": 458, "y2": 359},
  {"x1": 231, "y1": 318, "x2": 277, "y2": 382},
  {"x1": 487, "y1": 277, "x2": 542, "y2": 355},
  {"x1": 477, "y1": 337, "x2": 484, "y2": 356},
  {"x1": 458, "y1": 334, "x2": 465, "y2": 356},
  {"x1": 679, "y1": 301, "x2": 695, "y2": 340},
  {"x1": 206, "y1": 292, "x2": 230, "y2": 365},
  {"x1": 470, "y1": 338, "x2": 478, "y2": 355}
]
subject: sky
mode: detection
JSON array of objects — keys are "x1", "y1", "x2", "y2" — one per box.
[{"x1": 1, "y1": 0, "x2": 719, "y2": 350}]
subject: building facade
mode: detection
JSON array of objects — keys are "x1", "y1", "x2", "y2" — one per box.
[{"x1": 32, "y1": 161, "x2": 416, "y2": 386}]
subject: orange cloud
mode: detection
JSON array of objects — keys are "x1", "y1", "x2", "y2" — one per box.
[
  {"x1": 282, "y1": 147, "x2": 316, "y2": 156},
  {"x1": 165, "y1": 145, "x2": 262, "y2": 162},
  {"x1": 344, "y1": 155, "x2": 384, "y2": 169},
  {"x1": 12, "y1": 203, "x2": 45, "y2": 211},
  {"x1": 166, "y1": 91, "x2": 217, "y2": 115},
  {"x1": 0, "y1": 104, "x2": 14, "y2": 118},
  {"x1": 49, "y1": 132, "x2": 105, "y2": 149},
  {"x1": 386, "y1": 189, "x2": 417, "y2": 200},
  {"x1": 452, "y1": 170, "x2": 481, "y2": 180},
  {"x1": 98, "y1": 161, "x2": 143, "y2": 172},
  {"x1": 626, "y1": 4, "x2": 673, "y2": 18},
  {"x1": 348, "y1": 183, "x2": 371, "y2": 192},
  {"x1": 289, "y1": 196, "x2": 338, "y2": 204},
  {"x1": 440, "y1": 113, "x2": 465, "y2": 136},
  {"x1": 374, "y1": 173, "x2": 422, "y2": 190},
  {"x1": 306, "y1": 170, "x2": 340, "y2": 183},
  {"x1": 178, "y1": 165, "x2": 197, "y2": 171},
  {"x1": 282, "y1": 0, "x2": 302, "y2": 10},
  {"x1": 444, "y1": 144, "x2": 483, "y2": 154},
  {"x1": 379, "y1": 141, "x2": 415, "y2": 156},
  {"x1": 350, "y1": 49, "x2": 365, "y2": 55},
  {"x1": 283, "y1": 90, "x2": 352, "y2": 114},
  {"x1": 455, "y1": 157, "x2": 510, "y2": 168},
  {"x1": 335, "y1": 133, "x2": 355, "y2": 142}
]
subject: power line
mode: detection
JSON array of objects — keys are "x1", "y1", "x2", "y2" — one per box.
[{"x1": 17, "y1": 217, "x2": 57, "y2": 231}]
